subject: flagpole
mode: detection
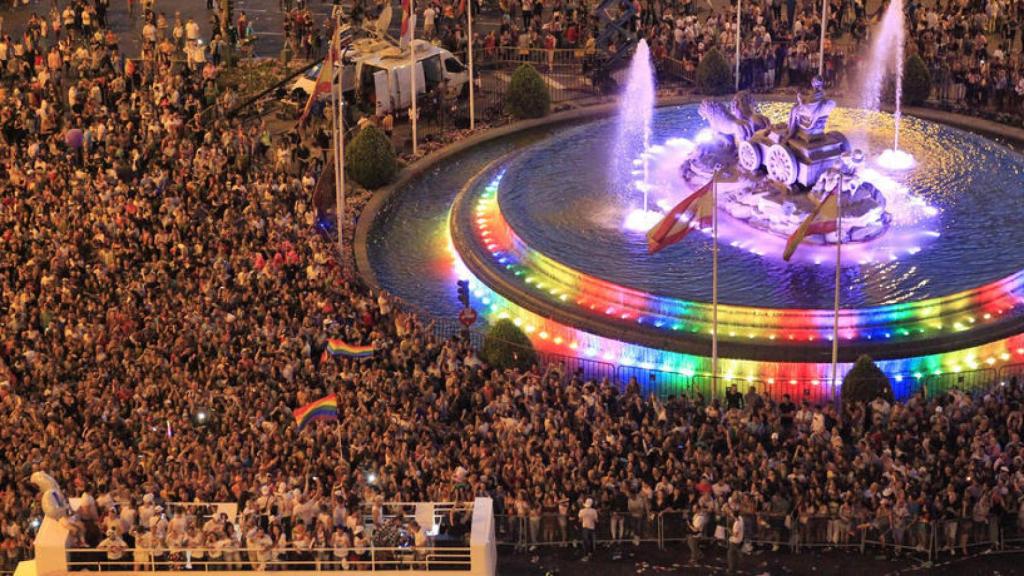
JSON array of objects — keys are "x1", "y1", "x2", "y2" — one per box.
[
  {"x1": 410, "y1": 0, "x2": 418, "y2": 156},
  {"x1": 332, "y1": 21, "x2": 345, "y2": 257},
  {"x1": 712, "y1": 169, "x2": 719, "y2": 395},
  {"x1": 830, "y1": 169, "x2": 842, "y2": 395},
  {"x1": 818, "y1": 0, "x2": 828, "y2": 77},
  {"x1": 734, "y1": 0, "x2": 741, "y2": 92},
  {"x1": 467, "y1": 0, "x2": 475, "y2": 130}
]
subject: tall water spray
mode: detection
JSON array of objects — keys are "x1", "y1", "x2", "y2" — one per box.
[
  {"x1": 861, "y1": 0, "x2": 912, "y2": 168},
  {"x1": 615, "y1": 40, "x2": 656, "y2": 222}
]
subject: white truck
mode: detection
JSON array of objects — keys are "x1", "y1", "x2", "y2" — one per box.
[{"x1": 292, "y1": 38, "x2": 469, "y2": 116}]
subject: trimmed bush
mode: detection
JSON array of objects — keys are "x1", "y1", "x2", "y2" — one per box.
[
  {"x1": 505, "y1": 64, "x2": 550, "y2": 119},
  {"x1": 696, "y1": 49, "x2": 734, "y2": 95},
  {"x1": 902, "y1": 53, "x2": 932, "y2": 106},
  {"x1": 480, "y1": 319, "x2": 538, "y2": 371},
  {"x1": 345, "y1": 124, "x2": 397, "y2": 189},
  {"x1": 841, "y1": 355, "x2": 894, "y2": 405}
]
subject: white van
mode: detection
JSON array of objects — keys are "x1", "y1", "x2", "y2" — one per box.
[{"x1": 292, "y1": 39, "x2": 468, "y2": 116}]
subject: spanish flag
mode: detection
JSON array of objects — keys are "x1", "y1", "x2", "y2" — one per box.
[
  {"x1": 400, "y1": 0, "x2": 415, "y2": 50},
  {"x1": 298, "y1": 60, "x2": 333, "y2": 126},
  {"x1": 293, "y1": 394, "x2": 339, "y2": 431},
  {"x1": 783, "y1": 189, "x2": 840, "y2": 261},
  {"x1": 326, "y1": 339, "x2": 375, "y2": 358},
  {"x1": 646, "y1": 180, "x2": 714, "y2": 254},
  {"x1": 299, "y1": 23, "x2": 343, "y2": 126}
]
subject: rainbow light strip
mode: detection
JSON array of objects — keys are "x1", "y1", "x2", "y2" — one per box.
[
  {"x1": 443, "y1": 169, "x2": 1024, "y2": 396},
  {"x1": 468, "y1": 171, "x2": 1024, "y2": 348}
]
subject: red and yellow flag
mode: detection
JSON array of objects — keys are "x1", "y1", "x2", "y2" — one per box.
[
  {"x1": 299, "y1": 26, "x2": 340, "y2": 126},
  {"x1": 646, "y1": 180, "x2": 715, "y2": 254},
  {"x1": 783, "y1": 189, "x2": 840, "y2": 261},
  {"x1": 401, "y1": 0, "x2": 414, "y2": 48}
]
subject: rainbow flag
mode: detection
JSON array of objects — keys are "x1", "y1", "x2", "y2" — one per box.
[
  {"x1": 326, "y1": 338, "x2": 375, "y2": 358},
  {"x1": 646, "y1": 180, "x2": 714, "y2": 254},
  {"x1": 293, "y1": 394, "x2": 338, "y2": 431}
]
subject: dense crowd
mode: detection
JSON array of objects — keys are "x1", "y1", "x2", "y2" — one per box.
[
  {"x1": 6, "y1": 0, "x2": 1024, "y2": 574},
  {"x1": 394, "y1": 0, "x2": 1024, "y2": 113}
]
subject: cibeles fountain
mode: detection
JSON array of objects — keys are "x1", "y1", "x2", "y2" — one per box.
[
  {"x1": 368, "y1": 12, "x2": 1024, "y2": 394},
  {"x1": 676, "y1": 80, "x2": 891, "y2": 247}
]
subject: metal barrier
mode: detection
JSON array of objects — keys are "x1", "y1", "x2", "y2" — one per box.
[
  {"x1": 921, "y1": 368, "x2": 998, "y2": 397},
  {"x1": 495, "y1": 513, "x2": 660, "y2": 549},
  {"x1": 614, "y1": 367, "x2": 694, "y2": 397},
  {"x1": 540, "y1": 354, "x2": 618, "y2": 383},
  {"x1": 858, "y1": 519, "x2": 936, "y2": 561},
  {"x1": 930, "y1": 515, "x2": 1001, "y2": 557},
  {"x1": 999, "y1": 362, "x2": 1024, "y2": 386}
]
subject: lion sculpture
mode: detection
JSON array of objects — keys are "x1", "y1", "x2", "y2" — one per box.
[{"x1": 697, "y1": 91, "x2": 770, "y2": 143}]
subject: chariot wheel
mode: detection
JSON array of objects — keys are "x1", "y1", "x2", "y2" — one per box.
[
  {"x1": 766, "y1": 144, "x2": 798, "y2": 186},
  {"x1": 737, "y1": 140, "x2": 762, "y2": 172}
]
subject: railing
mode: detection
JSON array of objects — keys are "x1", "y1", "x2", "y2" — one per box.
[
  {"x1": 1000, "y1": 362, "x2": 1024, "y2": 385},
  {"x1": 492, "y1": 510, "x2": 952, "y2": 560},
  {"x1": 494, "y1": 512, "x2": 660, "y2": 549},
  {"x1": 65, "y1": 546, "x2": 471, "y2": 572},
  {"x1": 357, "y1": 501, "x2": 475, "y2": 534},
  {"x1": 55, "y1": 509, "x2": 1024, "y2": 571},
  {"x1": 921, "y1": 368, "x2": 999, "y2": 397}
]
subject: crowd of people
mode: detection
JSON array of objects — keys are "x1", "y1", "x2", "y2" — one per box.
[
  {"x1": 390, "y1": 0, "x2": 1024, "y2": 114},
  {"x1": 6, "y1": 0, "x2": 1024, "y2": 574}
]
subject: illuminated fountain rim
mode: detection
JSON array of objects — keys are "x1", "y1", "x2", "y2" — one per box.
[{"x1": 450, "y1": 157, "x2": 1024, "y2": 363}]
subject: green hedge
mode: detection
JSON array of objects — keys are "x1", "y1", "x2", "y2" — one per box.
[
  {"x1": 902, "y1": 53, "x2": 932, "y2": 106},
  {"x1": 696, "y1": 49, "x2": 734, "y2": 95},
  {"x1": 505, "y1": 64, "x2": 550, "y2": 119},
  {"x1": 480, "y1": 319, "x2": 538, "y2": 371},
  {"x1": 841, "y1": 355, "x2": 894, "y2": 405},
  {"x1": 345, "y1": 125, "x2": 397, "y2": 189}
]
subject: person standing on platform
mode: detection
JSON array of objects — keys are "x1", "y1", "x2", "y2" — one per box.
[
  {"x1": 578, "y1": 498, "x2": 597, "y2": 562},
  {"x1": 727, "y1": 506, "x2": 745, "y2": 575}
]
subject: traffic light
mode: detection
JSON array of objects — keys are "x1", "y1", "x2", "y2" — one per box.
[{"x1": 456, "y1": 280, "x2": 470, "y2": 308}]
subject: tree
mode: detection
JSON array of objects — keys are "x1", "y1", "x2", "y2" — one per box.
[
  {"x1": 480, "y1": 319, "x2": 539, "y2": 371},
  {"x1": 505, "y1": 64, "x2": 550, "y2": 119},
  {"x1": 902, "y1": 53, "x2": 932, "y2": 106},
  {"x1": 345, "y1": 125, "x2": 398, "y2": 189},
  {"x1": 841, "y1": 355, "x2": 894, "y2": 405},
  {"x1": 695, "y1": 49, "x2": 734, "y2": 95}
]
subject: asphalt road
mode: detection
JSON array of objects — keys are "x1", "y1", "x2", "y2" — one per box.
[{"x1": 497, "y1": 542, "x2": 1024, "y2": 576}]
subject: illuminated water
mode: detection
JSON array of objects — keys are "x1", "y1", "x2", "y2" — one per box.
[
  {"x1": 369, "y1": 105, "x2": 1024, "y2": 312},
  {"x1": 861, "y1": 0, "x2": 906, "y2": 152},
  {"x1": 614, "y1": 39, "x2": 655, "y2": 213}
]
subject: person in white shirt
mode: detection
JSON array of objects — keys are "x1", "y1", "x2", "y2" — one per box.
[
  {"x1": 727, "y1": 508, "x2": 744, "y2": 575},
  {"x1": 138, "y1": 494, "x2": 156, "y2": 528},
  {"x1": 185, "y1": 18, "x2": 200, "y2": 44},
  {"x1": 98, "y1": 527, "x2": 128, "y2": 571},
  {"x1": 102, "y1": 506, "x2": 123, "y2": 537},
  {"x1": 331, "y1": 525, "x2": 351, "y2": 570},
  {"x1": 246, "y1": 525, "x2": 273, "y2": 570},
  {"x1": 577, "y1": 498, "x2": 598, "y2": 561},
  {"x1": 408, "y1": 520, "x2": 430, "y2": 567},
  {"x1": 423, "y1": 5, "x2": 436, "y2": 39},
  {"x1": 186, "y1": 524, "x2": 206, "y2": 569},
  {"x1": 133, "y1": 528, "x2": 157, "y2": 572},
  {"x1": 687, "y1": 507, "x2": 707, "y2": 563}
]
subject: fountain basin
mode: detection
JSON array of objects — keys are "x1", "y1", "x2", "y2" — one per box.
[{"x1": 367, "y1": 103, "x2": 1024, "y2": 386}]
